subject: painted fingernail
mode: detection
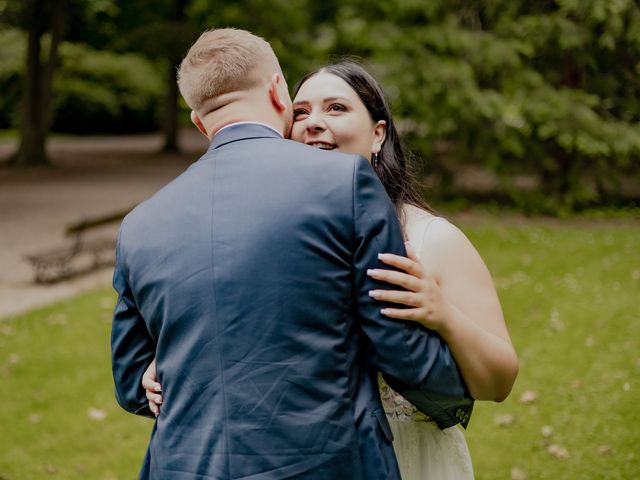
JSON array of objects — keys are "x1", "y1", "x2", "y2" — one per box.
[
  {"x1": 369, "y1": 290, "x2": 379, "y2": 298},
  {"x1": 367, "y1": 269, "x2": 373, "y2": 275},
  {"x1": 380, "y1": 308, "x2": 389, "y2": 315}
]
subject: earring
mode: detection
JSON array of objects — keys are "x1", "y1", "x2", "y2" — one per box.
[{"x1": 372, "y1": 152, "x2": 379, "y2": 168}]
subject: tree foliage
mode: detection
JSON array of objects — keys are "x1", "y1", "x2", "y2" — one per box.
[
  {"x1": 305, "y1": 0, "x2": 640, "y2": 210},
  {"x1": 2, "y1": 0, "x2": 639, "y2": 210},
  {"x1": 53, "y1": 42, "x2": 163, "y2": 133},
  {"x1": 0, "y1": 29, "x2": 163, "y2": 133}
]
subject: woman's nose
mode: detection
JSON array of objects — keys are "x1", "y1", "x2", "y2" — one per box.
[{"x1": 306, "y1": 112, "x2": 326, "y2": 132}]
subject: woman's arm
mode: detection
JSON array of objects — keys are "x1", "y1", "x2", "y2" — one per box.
[{"x1": 368, "y1": 220, "x2": 519, "y2": 402}]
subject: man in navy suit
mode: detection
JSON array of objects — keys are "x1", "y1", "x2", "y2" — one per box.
[{"x1": 111, "y1": 28, "x2": 473, "y2": 479}]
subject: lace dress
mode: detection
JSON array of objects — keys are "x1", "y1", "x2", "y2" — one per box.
[{"x1": 379, "y1": 376, "x2": 474, "y2": 479}]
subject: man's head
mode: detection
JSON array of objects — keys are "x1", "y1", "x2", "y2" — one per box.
[{"x1": 178, "y1": 28, "x2": 293, "y2": 138}]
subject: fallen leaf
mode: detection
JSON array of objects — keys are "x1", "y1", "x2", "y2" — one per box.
[
  {"x1": 547, "y1": 444, "x2": 570, "y2": 460},
  {"x1": 623, "y1": 383, "x2": 631, "y2": 392},
  {"x1": 511, "y1": 466, "x2": 528, "y2": 480},
  {"x1": 548, "y1": 307, "x2": 564, "y2": 330},
  {"x1": 584, "y1": 336, "x2": 594, "y2": 347},
  {"x1": 7, "y1": 353, "x2": 20, "y2": 365},
  {"x1": 597, "y1": 445, "x2": 614, "y2": 456},
  {"x1": 29, "y1": 413, "x2": 42, "y2": 424},
  {"x1": 541, "y1": 425, "x2": 553, "y2": 438},
  {"x1": 495, "y1": 413, "x2": 514, "y2": 426},
  {"x1": 520, "y1": 390, "x2": 538, "y2": 404},
  {"x1": 87, "y1": 408, "x2": 107, "y2": 421}
]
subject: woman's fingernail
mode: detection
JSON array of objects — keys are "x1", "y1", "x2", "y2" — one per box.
[
  {"x1": 380, "y1": 308, "x2": 389, "y2": 315},
  {"x1": 369, "y1": 290, "x2": 379, "y2": 298}
]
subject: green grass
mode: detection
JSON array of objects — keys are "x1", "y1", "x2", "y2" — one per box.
[
  {"x1": 463, "y1": 217, "x2": 639, "y2": 479},
  {"x1": 0, "y1": 291, "x2": 150, "y2": 479},
  {"x1": 0, "y1": 129, "x2": 18, "y2": 140},
  {"x1": 0, "y1": 216, "x2": 638, "y2": 479}
]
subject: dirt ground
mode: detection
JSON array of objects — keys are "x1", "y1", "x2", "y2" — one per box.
[
  {"x1": 1, "y1": 130, "x2": 637, "y2": 320},
  {"x1": 0, "y1": 130, "x2": 209, "y2": 320}
]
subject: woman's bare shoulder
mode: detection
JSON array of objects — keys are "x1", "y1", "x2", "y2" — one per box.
[
  {"x1": 403, "y1": 206, "x2": 480, "y2": 270},
  {"x1": 402, "y1": 205, "x2": 461, "y2": 247}
]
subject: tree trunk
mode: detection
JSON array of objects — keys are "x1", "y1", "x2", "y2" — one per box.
[
  {"x1": 161, "y1": 60, "x2": 180, "y2": 152},
  {"x1": 10, "y1": 0, "x2": 66, "y2": 167},
  {"x1": 161, "y1": 0, "x2": 188, "y2": 153},
  {"x1": 11, "y1": 0, "x2": 47, "y2": 166}
]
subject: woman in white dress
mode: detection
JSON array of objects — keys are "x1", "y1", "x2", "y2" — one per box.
[
  {"x1": 142, "y1": 62, "x2": 519, "y2": 479},
  {"x1": 290, "y1": 62, "x2": 518, "y2": 479}
]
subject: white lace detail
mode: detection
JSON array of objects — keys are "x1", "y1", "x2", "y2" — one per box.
[{"x1": 378, "y1": 374, "x2": 435, "y2": 423}]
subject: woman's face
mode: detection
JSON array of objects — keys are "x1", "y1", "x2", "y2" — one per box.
[{"x1": 290, "y1": 72, "x2": 386, "y2": 160}]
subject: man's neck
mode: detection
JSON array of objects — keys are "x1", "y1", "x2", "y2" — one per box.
[
  {"x1": 215, "y1": 121, "x2": 283, "y2": 138},
  {"x1": 201, "y1": 95, "x2": 286, "y2": 139},
  {"x1": 204, "y1": 115, "x2": 284, "y2": 138}
]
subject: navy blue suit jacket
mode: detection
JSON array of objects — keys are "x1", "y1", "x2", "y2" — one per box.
[{"x1": 111, "y1": 124, "x2": 473, "y2": 479}]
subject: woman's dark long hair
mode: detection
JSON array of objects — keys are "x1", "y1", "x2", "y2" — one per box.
[{"x1": 294, "y1": 61, "x2": 434, "y2": 222}]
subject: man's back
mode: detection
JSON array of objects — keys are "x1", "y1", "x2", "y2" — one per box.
[{"x1": 113, "y1": 124, "x2": 406, "y2": 478}]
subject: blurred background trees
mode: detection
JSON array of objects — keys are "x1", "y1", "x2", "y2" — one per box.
[{"x1": 1, "y1": 0, "x2": 639, "y2": 213}]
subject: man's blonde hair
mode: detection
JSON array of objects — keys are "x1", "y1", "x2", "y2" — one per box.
[{"x1": 178, "y1": 28, "x2": 280, "y2": 115}]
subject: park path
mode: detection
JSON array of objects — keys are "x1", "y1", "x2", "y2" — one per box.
[
  {"x1": 0, "y1": 130, "x2": 208, "y2": 320},
  {"x1": 2, "y1": 131, "x2": 636, "y2": 320}
]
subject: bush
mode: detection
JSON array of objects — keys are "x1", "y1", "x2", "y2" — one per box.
[
  {"x1": 0, "y1": 29, "x2": 26, "y2": 129},
  {"x1": 53, "y1": 42, "x2": 164, "y2": 133},
  {"x1": 0, "y1": 29, "x2": 164, "y2": 134}
]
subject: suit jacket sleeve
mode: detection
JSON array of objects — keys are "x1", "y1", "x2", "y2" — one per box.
[
  {"x1": 111, "y1": 226, "x2": 155, "y2": 419},
  {"x1": 351, "y1": 155, "x2": 474, "y2": 428}
]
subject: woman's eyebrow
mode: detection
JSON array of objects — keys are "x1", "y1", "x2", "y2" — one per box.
[
  {"x1": 323, "y1": 96, "x2": 351, "y2": 104},
  {"x1": 292, "y1": 96, "x2": 353, "y2": 108}
]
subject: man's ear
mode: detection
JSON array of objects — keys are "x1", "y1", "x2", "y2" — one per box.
[
  {"x1": 191, "y1": 111, "x2": 209, "y2": 138},
  {"x1": 268, "y1": 73, "x2": 289, "y2": 113}
]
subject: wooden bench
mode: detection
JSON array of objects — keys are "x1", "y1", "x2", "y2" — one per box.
[{"x1": 25, "y1": 208, "x2": 133, "y2": 284}]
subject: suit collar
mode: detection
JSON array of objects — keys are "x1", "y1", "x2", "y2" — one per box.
[{"x1": 209, "y1": 123, "x2": 283, "y2": 151}]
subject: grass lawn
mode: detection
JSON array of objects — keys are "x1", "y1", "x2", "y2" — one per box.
[
  {"x1": 0, "y1": 215, "x2": 638, "y2": 479},
  {"x1": 463, "y1": 215, "x2": 639, "y2": 479}
]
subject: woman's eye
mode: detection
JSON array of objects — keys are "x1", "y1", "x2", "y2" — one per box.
[
  {"x1": 293, "y1": 109, "x2": 309, "y2": 120},
  {"x1": 329, "y1": 104, "x2": 346, "y2": 112}
]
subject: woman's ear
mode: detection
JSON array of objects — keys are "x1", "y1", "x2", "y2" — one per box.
[{"x1": 372, "y1": 120, "x2": 387, "y2": 153}]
